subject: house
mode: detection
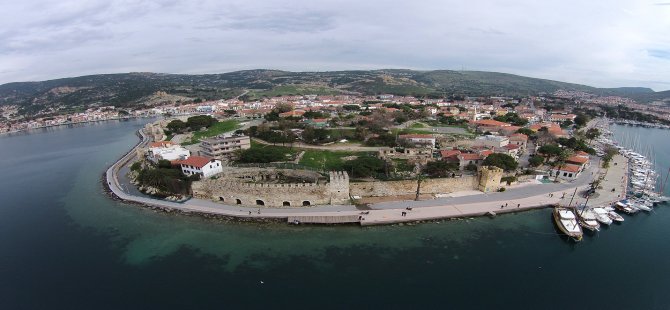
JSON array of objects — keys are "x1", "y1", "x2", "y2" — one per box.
[
  {"x1": 475, "y1": 135, "x2": 509, "y2": 148},
  {"x1": 147, "y1": 141, "x2": 190, "y2": 163},
  {"x1": 440, "y1": 149, "x2": 462, "y2": 163},
  {"x1": 549, "y1": 164, "x2": 582, "y2": 181},
  {"x1": 508, "y1": 133, "x2": 528, "y2": 149},
  {"x1": 501, "y1": 144, "x2": 521, "y2": 158},
  {"x1": 175, "y1": 156, "x2": 223, "y2": 178},
  {"x1": 398, "y1": 134, "x2": 436, "y2": 148},
  {"x1": 458, "y1": 153, "x2": 484, "y2": 170}
]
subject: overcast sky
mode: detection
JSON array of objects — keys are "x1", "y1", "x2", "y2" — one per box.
[{"x1": 1, "y1": 0, "x2": 669, "y2": 90}]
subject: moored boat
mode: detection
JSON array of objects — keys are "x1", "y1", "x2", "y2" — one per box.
[
  {"x1": 592, "y1": 207, "x2": 613, "y2": 225},
  {"x1": 553, "y1": 207, "x2": 583, "y2": 241},
  {"x1": 607, "y1": 210, "x2": 625, "y2": 223},
  {"x1": 614, "y1": 201, "x2": 637, "y2": 214}
]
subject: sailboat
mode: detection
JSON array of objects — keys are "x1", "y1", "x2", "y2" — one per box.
[{"x1": 553, "y1": 207, "x2": 583, "y2": 241}]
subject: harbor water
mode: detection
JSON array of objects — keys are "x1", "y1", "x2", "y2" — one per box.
[{"x1": 0, "y1": 120, "x2": 669, "y2": 309}]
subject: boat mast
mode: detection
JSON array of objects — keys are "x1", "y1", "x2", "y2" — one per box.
[{"x1": 567, "y1": 187, "x2": 578, "y2": 208}]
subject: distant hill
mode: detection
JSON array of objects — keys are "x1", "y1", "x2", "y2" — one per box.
[{"x1": 0, "y1": 69, "x2": 667, "y2": 115}]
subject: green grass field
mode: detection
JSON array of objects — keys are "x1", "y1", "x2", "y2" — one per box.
[{"x1": 182, "y1": 120, "x2": 240, "y2": 145}]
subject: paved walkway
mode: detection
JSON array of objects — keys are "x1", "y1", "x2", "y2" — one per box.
[{"x1": 105, "y1": 127, "x2": 627, "y2": 226}]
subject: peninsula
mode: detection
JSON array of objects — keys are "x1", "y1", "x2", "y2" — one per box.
[{"x1": 104, "y1": 92, "x2": 634, "y2": 227}]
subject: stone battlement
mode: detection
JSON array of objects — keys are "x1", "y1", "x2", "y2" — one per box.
[{"x1": 192, "y1": 170, "x2": 350, "y2": 207}]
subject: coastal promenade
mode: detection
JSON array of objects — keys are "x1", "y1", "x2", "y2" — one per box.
[{"x1": 105, "y1": 128, "x2": 625, "y2": 226}]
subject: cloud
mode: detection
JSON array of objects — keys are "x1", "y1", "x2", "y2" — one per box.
[{"x1": 0, "y1": 0, "x2": 669, "y2": 91}]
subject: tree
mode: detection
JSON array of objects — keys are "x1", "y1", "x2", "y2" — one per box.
[
  {"x1": 303, "y1": 111, "x2": 327, "y2": 119},
  {"x1": 130, "y1": 162, "x2": 142, "y2": 171},
  {"x1": 424, "y1": 161, "x2": 459, "y2": 178},
  {"x1": 302, "y1": 127, "x2": 331, "y2": 144},
  {"x1": 343, "y1": 157, "x2": 386, "y2": 178},
  {"x1": 538, "y1": 144, "x2": 562, "y2": 162},
  {"x1": 560, "y1": 120, "x2": 573, "y2": 128},
  {"x1": 158, "y1": 159, "x2": 173, "y2": 169},
  {"x1": 465, "y1": 162, "x2": 478, "y2": 172},
  {"x1": 585, "y1": 128, "x2": 601, "y2": 142},
  {"x1": 516, "y1": 128, "x2": 534, "y2": 136},
  {"x1": 553, "y1": 149, "x2": 574, "y2": 182},
  {"x1": 186, "y1": 115, "x2": 217, "y2": 130},
  {"x1": 574, "y1": 114, "x2": 589, "y2": 128},
  {"x1": 482, "y1": 153, "x2": 518, "y2": 171},
  {"x1": 166, "y1": 119, "x2": 188, "y2": 133},
  {"x1": 528, "y1": 155, "x2": 545, "y2": 167}
]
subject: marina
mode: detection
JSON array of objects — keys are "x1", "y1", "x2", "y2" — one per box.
[{"x1": 551, "y1": 118, "x2": 670, "y2": 241}]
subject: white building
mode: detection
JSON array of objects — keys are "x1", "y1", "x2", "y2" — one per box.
[
  {"x1": 549, "y1": 164, "x2": 582, "y2": 181},
  {"x1": 398, "y1": 134, "x2": 436, "y2": 148},
  {"x1": 475, "y1": 135, "x2": 510, "y2": 148},
  {"x1": 175, "y1": 156, "x2": 223, "y2": 178},
  {"x1": 147, "y1": 141, "x2": 190, "y2": 163}
]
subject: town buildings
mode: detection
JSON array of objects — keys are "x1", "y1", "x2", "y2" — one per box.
[{"x1": 200, "y1": 135, "x2": 251, "y2": 159}]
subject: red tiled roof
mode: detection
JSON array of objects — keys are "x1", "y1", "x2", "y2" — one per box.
[
  {"x1": 460, "y1": 153, "x2": 482, "y2": 160},
  {"x1": 474, "y1": 119, "x2": 511, "y2": 127},
  {"x1": 567, "y1": 155, "x2": 589, "y2": 164},
  {"x1": 504, "y1": 144, "x2": 520, "y2": 150},
  {"x1": 175, "y1": 156, "x2": 214, "y2": 168},
  {"x1": 554, "y1": 164, "x2": 581, "y2": 173},
  {"x1": 440, "y1": 150, "x2": 461, "y2": 158}
]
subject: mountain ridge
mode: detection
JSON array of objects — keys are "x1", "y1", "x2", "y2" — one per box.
[{"x1": 0, "y1": 69, "x2": 666, "y2": 115}]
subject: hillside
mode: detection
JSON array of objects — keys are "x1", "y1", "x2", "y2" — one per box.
[{"x1": 0, "y1": 69, "x2": 667, "y2": 115}]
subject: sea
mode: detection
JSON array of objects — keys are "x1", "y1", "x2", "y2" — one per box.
[{"x1": 0, "y1": 119, "x2": 669, "y2": 309}]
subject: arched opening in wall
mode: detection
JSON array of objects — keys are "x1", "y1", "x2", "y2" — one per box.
[
  {"x1": 283, "y1": 201, "x2": 291, "y2": 207},
  {"x1": 256, "y1": 200, "x2": 265, "y2": 206},
  {"x1": 236, "y1": 199, "x2": 242, "y2": 205},
  {"x1": 218, "y1": 197, "x2": 224, "y2": 202},
  {"x1": 302, "y1": 201, "x2": 311, "y2": 206}
]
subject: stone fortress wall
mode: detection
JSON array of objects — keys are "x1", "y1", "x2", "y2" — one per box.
[
  {"x1": 191, "y1": 168, "x2": 349, "y2": 207},
  {"x1": 192, "y1": 166, "x2": 502, "y2": 207},
  {"x1": 349, "y1": 176, "x2": 479, "y2": 197}
]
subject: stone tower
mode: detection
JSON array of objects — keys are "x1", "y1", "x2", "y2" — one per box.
[
  {"x1": 478, "y1": 166, "x2": 503, "y2": 192},
  {"x1": 328, "y1": 171, "x2": 350, "y2": 204}
]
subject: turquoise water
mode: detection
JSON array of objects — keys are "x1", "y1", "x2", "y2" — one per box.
[{"x1": 0, "y1": 120, "x2": 669, "y2": 309}]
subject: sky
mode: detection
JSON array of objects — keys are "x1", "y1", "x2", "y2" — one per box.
[{"x1": 1, "y1": 0, "x2": 669, "y2": 91}]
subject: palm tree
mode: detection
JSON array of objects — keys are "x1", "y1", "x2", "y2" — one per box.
[{"x1": 553, "y1": 149, "x2": 574, "y2": 183}]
